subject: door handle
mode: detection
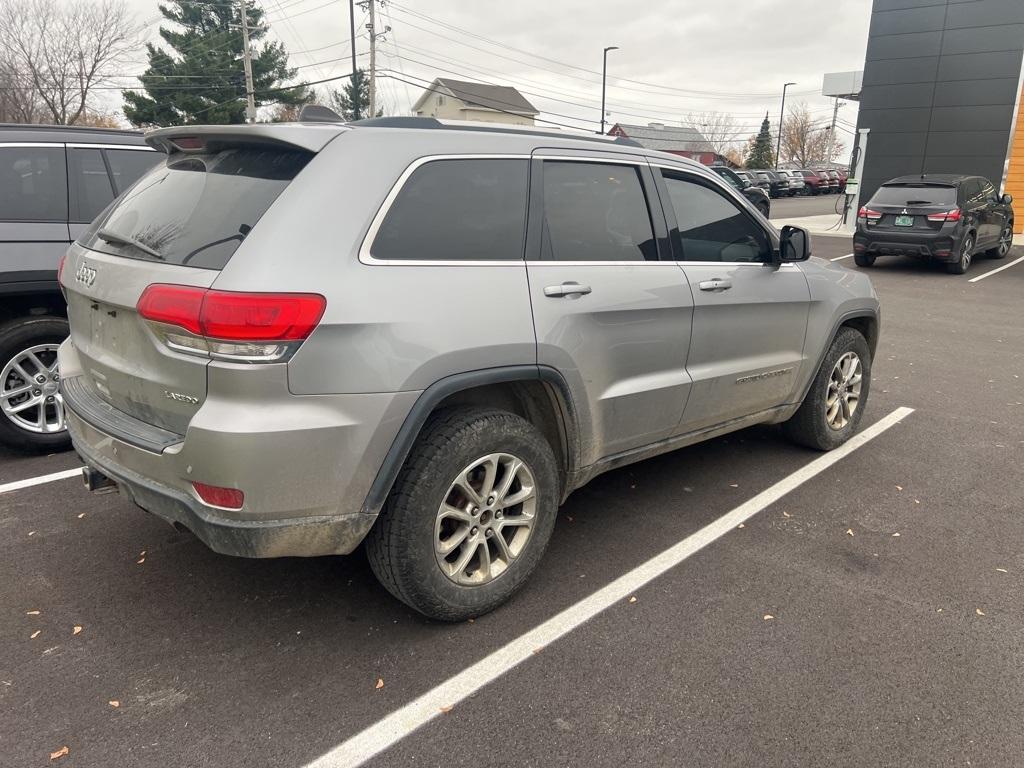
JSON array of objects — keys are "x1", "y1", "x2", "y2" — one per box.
[
  {"x1": 544, "y1": 282, "x2": 592, "y2": 298},
  {"x1": 698, "y1": 278, "x2": 732, "y2": 291}
]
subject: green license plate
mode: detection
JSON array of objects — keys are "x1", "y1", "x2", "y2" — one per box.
[{"x1": 894, "y1": 215, "x2": 914, "y2": 227}]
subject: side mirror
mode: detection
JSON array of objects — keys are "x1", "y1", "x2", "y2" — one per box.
[
  {"x1": 778, "y1": 225, "x2": 811, "y2": 262},
  {"x1": 1002, "y1": 193, "x2": 1013, "y2": 205}
]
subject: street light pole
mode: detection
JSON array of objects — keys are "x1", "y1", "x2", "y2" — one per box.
[
  {"x1": 600, "y1": 46, "x2": 618, "y2": 134},
  {"x1": 775, "y1": 81, "x2": 796, "y2": 170}
]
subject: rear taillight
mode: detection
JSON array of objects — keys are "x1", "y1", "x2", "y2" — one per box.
[
  {"x1": 858, "y1": 207, "x2": 882, "y2": 221},
  {"x1": 192, "y1": 481, "x2": 244, "y2": 509},
  {"x1": 927, "y1": 208, "x2": 961, "y2": 222},
  {"x1": 137, "y1": 284, "x2": 326, "y2": 362}
]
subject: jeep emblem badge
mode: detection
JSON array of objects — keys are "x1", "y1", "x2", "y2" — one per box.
[{"x1": 75, "y1": 262, "x2": 97, "y2": 287}]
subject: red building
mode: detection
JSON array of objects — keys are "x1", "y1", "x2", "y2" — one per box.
[{"x1": 607, "y1": 122, "x2": 734, "y2": 166}]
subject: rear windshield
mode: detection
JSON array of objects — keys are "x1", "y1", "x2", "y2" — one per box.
[
  {"x1": 871, "y1": 184, "x2": 957, "y2": 207},
  {"x1": 81, "y1": 146, "x2": 311, "y2": 269}
]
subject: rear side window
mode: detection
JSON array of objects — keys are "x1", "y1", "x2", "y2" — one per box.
[
  {"x1": 83, "y1": 147, "x2": 311, "y2": 269},
  {"x1": 871, "y1": 185, "x2": 957, "y2": 207},
  {"x1": 371, "y1": 158, "x2": 528, "y2": 261},
  {"x1": 105, "y1": 148, "x2": 162, "y2": 194},
  {"x1": 541, "y1": 161, "x2": 656, "y2": 262},
  {"x1": 0, "y1": 145, "x2": 68, "y2": 222},
  {"x1": 68, "y1": 148, "x2": 115, "y2": 223}
]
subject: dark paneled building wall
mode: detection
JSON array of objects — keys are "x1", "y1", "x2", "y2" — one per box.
[{"x1": 857, "y1": 0, "x2": 1024, "y2": 202}]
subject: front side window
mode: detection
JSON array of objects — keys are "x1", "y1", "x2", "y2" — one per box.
[
  {"x1": 980, "y1": 179, "x2": 996, "y2": 202},
  {"x1": 662, "y1": 171, "x2": 770, "y2": 263},
  {"x1": 0, "y1": 146, "x2": 68, "y2": 222},
  {"x1": 541, "y1": 161, "x2": 656, "y2": 262},
  {"x1": 372, "y1": 158, "x2": 528, "y2": 261}
]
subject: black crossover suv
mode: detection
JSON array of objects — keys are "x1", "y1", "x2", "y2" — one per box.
[
  {"x1": 708, "y1": 165, "x2": 771, "y2": 217},
  {"x1": 853, "y1": 174, "x2": 1014, "y2": 275}
]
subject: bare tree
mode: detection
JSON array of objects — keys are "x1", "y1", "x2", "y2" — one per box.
[
  {"x1": 681, "y1": 111, "x2": 744, "y2": 156},
  {"x1": 780, "y1": 102, "x2": 842, "y2": 168},
  {"x1": 0, "y1": 54, "x2": 45, "y2": 122},
  {"x1": 0, "y1": 0, "x2": 141, "y2": 125}
]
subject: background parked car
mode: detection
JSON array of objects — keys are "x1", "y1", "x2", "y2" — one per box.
[
  {"x1": 0, "y1": 124, "x2": 162, "y2": 451},
  {"x1": 780, "y1": 170, "x2": 806, "y2": 196},
  {"x1": 798, "y1": 169, "x2": 829, "y2": 195},
  {"x1": 750, "y1": 170, "x2": 790, "y2": 198},
  {"x1": 816, "y1": 169, "x2": 840, "y2": 194},
  {"x1": 853, "y1": 174, "x2": 1014, "y2": 274},
  {"x1": 709, "y1": 165, "x2": 771, "y2": 216}
]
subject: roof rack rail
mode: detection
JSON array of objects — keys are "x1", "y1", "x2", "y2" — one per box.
[{"x1": 347, "y1": 116, "x2": 643, "y2": 148}]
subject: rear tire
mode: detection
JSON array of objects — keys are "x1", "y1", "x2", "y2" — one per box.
[
  {"x1": 0, "y1": 317, "x2": 72, "y2": 453},
  {"x1": 756, "y1": 201, "x2": 770, "y2": 218},
  {"x1": 946, "y1": 233, "x2": 974, "y2": 275},
  {"x1": 365, "y1": 407, "x2": 559, "y2": 621},
  {"x1": 854, "y1": 252, "x2": 875, "y2": 267},
  {"x1": 986, "y1": 221, "x2": 1013, "y2": 259},
  {"x1": 783, "y1": 327, "x2": 871, "y2": 451}
]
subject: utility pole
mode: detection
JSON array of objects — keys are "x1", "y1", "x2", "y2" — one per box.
[
  {"x1": 239, "y1": 0, "x2": 257, "y2": 123},
  {"x1": 600, "y1": 46, "x2": 618, "y2": 134},
  {"x1": 348, "y1": 0, "x2": 359, "y2": 119},
  {"x1": 367, "y1": 0, "x2": 376, "y2": 117},
  {"x1": 825, "y1": 98, "x2": 843, "y2": 166},
  {"x1": 775, "y1": 81, "x2": 795, "y2": 170}
]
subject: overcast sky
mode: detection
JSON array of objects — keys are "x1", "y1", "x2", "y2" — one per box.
[{"x1": 112, "y1": 0, "x2": 872, "y2": 156}]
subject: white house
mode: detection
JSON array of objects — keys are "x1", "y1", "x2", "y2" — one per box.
[{"x1": 411, "y1": 78, "x2": 539, "y2": 126}]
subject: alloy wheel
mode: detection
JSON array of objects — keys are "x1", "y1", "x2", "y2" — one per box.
[
  {"x1": 998, "y1": 226, "x2": 1013, "y2": 257},
  {"x1": 434, "y1": 452, "x2": 537, "y2": 586},
  {"x1": 1, "y1": 344, "x2": 65, "y2": 435},
  {"x1": 825, "y1": 351, "x2": 862, "y2": 431},
  {"x1": 960, "y1": 236, "x2": 973, "y2": 271}
]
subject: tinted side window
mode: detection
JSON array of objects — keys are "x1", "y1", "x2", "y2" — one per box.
[
  {"x1": 980, "y1": 179, "x2": 996, "y2": 201},
  {"x1": 68, "y1": 148, "x2": 115, "y2": 223},
  {"x1": 541, "y1": 161, "x2": 656, "y2": 262},
  {"x1": 662, "y1": 172, "x2": 770, "y2": 263},
  {"x1": 105, "y1": 148, "x2": 162, "y2": 194},
  {"x1": 372, "y1": 159, "x2": 528, "y2": 261},
  {"x1": 961, "y1": 180, "x2": 980, "y2": 205},
  {"x1": 0, "y1": 145, "x2": 68, "y2": 222}
]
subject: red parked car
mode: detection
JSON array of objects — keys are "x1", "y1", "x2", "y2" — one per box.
[{"x1": 798, "y1": 169, "x2": 830, "y2": 195}]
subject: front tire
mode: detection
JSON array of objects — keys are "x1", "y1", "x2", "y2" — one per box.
[
  {"x1": 783, "y1": 327, "x2": 871, "y2": 451},
  {"x1": 0, "y1": 317, "x2": 72, "y2": 453},
  {"x1": 986, "y1": 221, "x2": 1013, "y2": 259},
  {"x1": 756, "y1": 201, "x2": 770, "y2": 218},
  {"x1": 365, "y1": 407, "x2": 559, "y2": 621}
]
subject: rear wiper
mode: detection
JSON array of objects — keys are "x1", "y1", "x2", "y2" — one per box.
[{"x1": 97, "y1": 228, "x2": 164, "y2": 260}]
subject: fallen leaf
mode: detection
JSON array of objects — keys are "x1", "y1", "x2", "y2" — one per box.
[
  {"x1": 77, "y1": 513, "x2": 86, "y2": 519},
  {"x1": 49, "y1": 746, "x2": 69, "y2": 760},
  {"x1": 439, "y1": 705, "x2": 454, "y2": 714},
  {"x1": 139, "y1": 550, "x2": 146, "y2": 556},
  {"x1": 136, "y1": 558, "x2": 145, "y2": 565},
  {"x1": 895, "y1": 485, "x2": 903, "y2": 491},
  {"x1": 28, "y1": 531, "x2": 36, "y2": 536},
  {"x1": 30, "y1": 630, "x2": 41, "y2": 639},
  {"x1": 996, "y1": 568, "x2": 1008, "y2": 573},
  {"x1": 628, "y1": 596, "x2": 637, "y2": 603},
  {"x1": 846, "y1": 529, "x2": 854, "y2": 536},
  {"x1": 374, "y1": 678, "x2": 384, "y2": 690},
  {"x1": 782, "y1": 511, "x2": 791, "y2": 518},
  {"x1": 914, "y1": 499, "x2": 920, "y2": 504},
  {"x1": 109, "y1": 700, "x2": 120, "y2": 708},
  {"x1": 892, "y1": 532, "x2": 901, "y2": 537},
  {"x1": 532, "y1": 647, "x2": 543, "y2": 655},
  {"x1": 729, "y1": 483, "x2": 739, "y2": 488},
  {"x1": 936, "y1": 608, "x2": 943, "y2": 613},
  {"x1": 976, "y1": 608, "x2": 986, "y2": 616},
  {"x1": 466, "y1": 618, "x2": 475, "y2": 623},
  {"x1": 763, "y1": 614, "x2": 774, "y2": 621},
  {"x1": 565, "y1": 516, "x2": 573, "y2": 523},
  {"x1": 26, "y1": 610, "x2": 40, "y2": 615},
  {"x1": 737, "y1": 523, "x2": 745, "y2": 529},
  {"x1": 72, "y1": 626, "x2": 82, "y2": 635}
]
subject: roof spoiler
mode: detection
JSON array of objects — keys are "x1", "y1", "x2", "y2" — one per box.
[{"x1": 145, "y1": 122, "x2": 346, "y2": 154}]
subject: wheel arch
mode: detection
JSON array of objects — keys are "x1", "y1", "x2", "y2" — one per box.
[
  {"x1": 360, "y1": 366, "x2": 581, "y2": 518},
  {"x1": 795, "y1": 309, "x2": 879, "y2": 405}
]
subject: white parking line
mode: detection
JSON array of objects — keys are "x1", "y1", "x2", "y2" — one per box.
[
  {"x1": 304, "y1": 406, "x2": 916, "y2": 768},
  {"x1": 0, "y1": 467, "x2": 82, "y2": 496},
  {"x1": 831, "y1": 253, "x2": 853, "y2": 261},
  {"x1": 968, "y1": 253, "x2": 1024, "y2": 283}
]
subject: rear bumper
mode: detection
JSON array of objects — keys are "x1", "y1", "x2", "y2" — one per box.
[
  {"x1": 854, "y1": 228, "x2": 958, "y2": 261},
  {"x1": 58, "y1": 339, "x2": 418, "y2": 558}
]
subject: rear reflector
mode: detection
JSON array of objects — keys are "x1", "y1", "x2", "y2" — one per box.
[
  {"x1": 858, "y1": 207, "x2": 882, "y2": 221},
  {"x1": 192, "y1": 482, "x2": 244, "y2": 509},
  {"x1": 927, "y1": 208, "x2": 961, "y2": 222}
]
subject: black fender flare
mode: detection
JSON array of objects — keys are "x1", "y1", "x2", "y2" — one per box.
[
  {"x1": 359, "y1": 365, "x2": 579, "y2": 517},
  {"x1": 795, "y1": 309, "x2": 880, "y2": 404}
]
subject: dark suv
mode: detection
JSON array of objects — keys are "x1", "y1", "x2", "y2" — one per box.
[
  {"x1": 0, "y1": 124, "x2": 162, "y2": 451},
  {"x1": 709, "y1": 165, "x2": 771, "y2": 216},
  {"x1": 853, "y1": 174, "x2": 1014, "y2": 274}
]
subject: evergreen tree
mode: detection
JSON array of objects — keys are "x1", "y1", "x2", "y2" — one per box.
[
  {"x1": 326, "y1": 70, "x2": 382, "y2": 121},
  {"x1": 745, "y1": 114, "x2": 775, "y2": 169},
  {"x1": 123, "y1": 0, "x2": 309, "y2": 126}
]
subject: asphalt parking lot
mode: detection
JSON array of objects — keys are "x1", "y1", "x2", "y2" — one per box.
[{"x1": 2, "y1": 235, "x2": 1023, "y2": 767}]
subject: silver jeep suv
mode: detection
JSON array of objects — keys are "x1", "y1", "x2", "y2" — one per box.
[{"x1": 58, "y1": 117, "x2": 879, "y2": 621}]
